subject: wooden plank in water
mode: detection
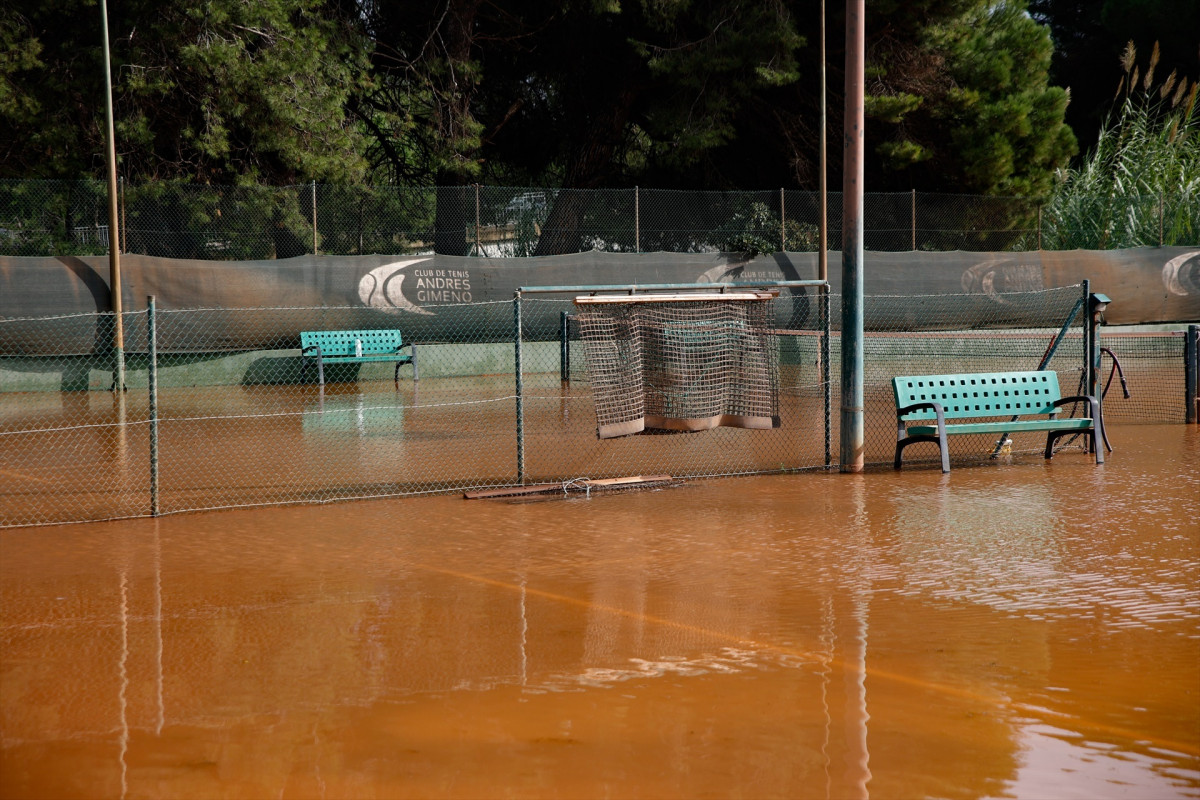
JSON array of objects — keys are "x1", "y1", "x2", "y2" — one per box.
[
  {"x1": 463, "y1": 484, "x2": 562, "y2": 500},
  {"x1": 463, "y1": 475, "x2": 674, "y2": 500},
  {"x1": 578, "y1": 475, "x2": 672, "y2": 487}
]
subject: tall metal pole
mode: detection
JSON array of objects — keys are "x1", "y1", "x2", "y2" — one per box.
[
  {"x1": 839, "y1": 0, "x2": 865, "y2": 473},
  {"x1": 101, "y1": 0, "x2": 124, "y2": 391},
  {"x1": 818, "y1": 0, "x2": 828, "y2": 283},
  {"x1": 819, "y1": 0, "x2": 831, "y2": 466}
]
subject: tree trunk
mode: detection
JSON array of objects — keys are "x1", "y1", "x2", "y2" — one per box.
[{"x1": 534, "y1": 89, "x2": 635, "y2": 256}]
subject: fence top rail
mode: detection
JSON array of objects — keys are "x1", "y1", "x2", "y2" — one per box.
[
  {"x1": 575, "y1": 291, "x2": 778, "y2": 304},
  {"x1": 517, "y1": 280, "x2": 828, "y2": 296}
]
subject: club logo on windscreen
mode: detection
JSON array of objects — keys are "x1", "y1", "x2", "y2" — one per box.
[
  {"x1": 961, "y1": 259, "x2": 1044, "y2": 301},
  {"x1": 358, "y1": 259, "x2": 475, "y2": 314},
  {"x1": 1163, "y1": 251, "x2": 1200, "y2": 296}
]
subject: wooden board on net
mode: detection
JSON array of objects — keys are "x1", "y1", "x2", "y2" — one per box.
[{"x1": 463, "y1": 475, "x2": 674, "y2": 500}]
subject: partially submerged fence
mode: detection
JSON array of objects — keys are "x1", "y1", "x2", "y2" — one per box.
[
  {"x1": 4, "y1": 180, "x2": 1196, "y2": 260},
  {"x1": 1, "y1": 288, "x2": 1195, "y2": 528}
]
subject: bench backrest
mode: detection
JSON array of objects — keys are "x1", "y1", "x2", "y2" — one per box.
[
  {"x1": 893, "y1": 370, "x2": 1063, "y2": 420},
  {"x1": 300, "y1": 329, "x2": 402, "y2": 356}
]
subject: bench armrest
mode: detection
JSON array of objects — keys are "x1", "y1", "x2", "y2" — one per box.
[
  {"x1": 897, "y1": 400, "x2": 944, "y2": 419},
  {"x1": 1052, "y1": 394, "x2": 1100, "y2": 419}
]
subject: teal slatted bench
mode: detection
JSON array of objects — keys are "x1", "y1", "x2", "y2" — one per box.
[
  {"x1": 893, "y1": 370, "x2": 1103, "y2": 472},
  {"x1": 300, "y1": 329, "x2": 417, "y2": 387}
]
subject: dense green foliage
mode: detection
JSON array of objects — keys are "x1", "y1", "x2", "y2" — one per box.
[
  {"x1": 2, "y1": 0, "x2": 372, "y2": 183},
  {"x1": 1042, "y1": 43, "x2": 1200, "y2": 248},
  {"x1": 3, "y1": 0, "x2": 1085, "y2": 198},
  {"x1": 9, "y1": 0, "x2": 1193, "y2": 257}
]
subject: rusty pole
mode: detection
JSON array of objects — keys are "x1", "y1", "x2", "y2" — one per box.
[
  {"x1": 101, "y1": 0, "x2": 124, "y2": 391},
  {"x1": 839, "y1": 0, "x2": 865, "y2": 473},
  {"x1": 818, "y1": 0, "x2": 828, "y2": 283}
]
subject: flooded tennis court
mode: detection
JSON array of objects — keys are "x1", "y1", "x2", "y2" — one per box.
[{"x1": 2, "y1": 423, "x2": 1198, "y2": 799}]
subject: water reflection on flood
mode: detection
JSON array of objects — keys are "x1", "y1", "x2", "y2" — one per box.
[{"x1": 1, "y1": 424, "x2": 1197, "y2": 799}]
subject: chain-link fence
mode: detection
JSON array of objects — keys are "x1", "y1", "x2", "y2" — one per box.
[
  {"x1": 5, "y1": 180, "x2": 1197, "y2": 259},
  {"x1": 4, "y1": 285, "x2": 1194, "y2": 528}
]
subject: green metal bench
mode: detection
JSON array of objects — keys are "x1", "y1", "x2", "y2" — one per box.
[
  {"x1": 300, "y1": 329, "x2": 417, "y2": 386},
  {"x1": 893, "y1": 370, "x2": 1103, "y2": 472}
]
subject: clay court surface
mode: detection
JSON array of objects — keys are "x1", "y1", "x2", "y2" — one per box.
[{"x1": 1, "y1": 423, "x2": 1197, "y2": 798}]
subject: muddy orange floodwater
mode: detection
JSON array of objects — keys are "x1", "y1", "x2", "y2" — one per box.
[{"x1": 2, "y1": 423, "x2": 1198, "y2": 799}]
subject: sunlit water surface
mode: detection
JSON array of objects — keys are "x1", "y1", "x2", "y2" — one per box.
[{"x1": 2, "y1": 424, "x2": 1197, "y2": 799}]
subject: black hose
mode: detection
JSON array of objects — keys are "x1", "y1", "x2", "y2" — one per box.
[
  {"x1": 1100, "y1": 347, "x2": 1130, "y2": 400},
  {"x1": 1057, "y1": 348, "x2": 1129, "y2": 454}
]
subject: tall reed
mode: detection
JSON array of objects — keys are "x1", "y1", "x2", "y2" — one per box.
[{"x1": 1042, "y1": 42, "x2": 1199, "y2": 249}]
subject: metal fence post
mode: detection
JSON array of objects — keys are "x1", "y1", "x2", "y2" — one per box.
[
  {"x1": 911, "y1": 188, "x2": 916, "y2": 251},
  {"x1": 1083, "y1": 280, "x2": 1093, "y2": 396},
  {"x1": 1084, "y1": 280, "x2": 1102, "y2": 455},
  {"x1": 514, "y1": 292, "x2": 525, "y2": 484},
  {"x1": 119, "y1": 175, "x2": 125, "y2": 254},
  {"x1": 560, "y1": 310, "x2": 570, "y2": 383},
  {"x1": 635, "y1": 186, "x2": 640, "y2": 253},
  {"x1": 1038, "y1": 205, "x2": 1043, "y2": 250},
  {"x1": 311, "y1": 181, "x2": 318, "y2": 255},
  {"x1": 781, "y1": 187, "x2": 786, "y2": 251},
  {"x1": 475, "y1": 183, "x2": 481, "y2": 256},
  {"x1": 1186, "y1": 324, "x2": 1199, "y2": 424},
  {"x1": 821, "y1": 285, "x2": 832, "y2": 466},
  {"x1": 148, "y1": 295, "x2": 160, "y2": 516}
]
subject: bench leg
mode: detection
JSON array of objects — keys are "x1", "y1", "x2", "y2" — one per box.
[
  {"x1": 895, "y1": 434, "x2": 950, "y2": 472},
  {"x1": 1045, "y1": 428, "x2": 1104, "y2": 464},
  {"x1": 394, "y1": 347, "x2": 419, "y2": 386},
  {"x1": 895, "y1": 407, "x2": 950, "y2": 473}
]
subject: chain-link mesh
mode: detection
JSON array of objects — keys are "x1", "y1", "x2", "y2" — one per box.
[
  {"x1": 0, "y1": 310, "x2": 151, "y2": 525},
  {"x1": 6, "y1": 180, "x2": 1195, "y2": 258},
  {"x1": 3, "y1": 287, "x2": 1195, "y2": 528},
  {"x1": 1096, "y1": 331, "x2": 1189, "y2": 424}
]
